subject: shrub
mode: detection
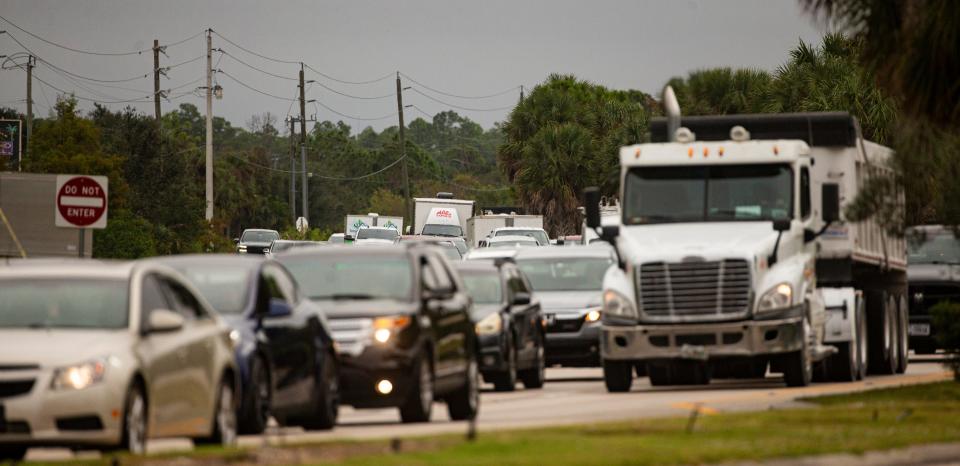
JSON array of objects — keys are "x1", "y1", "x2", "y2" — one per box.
[{"x1": 931, "y1": 301, "x2": 960, "y2": 381}]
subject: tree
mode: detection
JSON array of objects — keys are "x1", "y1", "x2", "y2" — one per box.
[
  {"x1": 499, "y1": 74, "x2": 648, "y2": 235},
  {"x1": 802, "y1": 0, "x2": 960, "y2": 129}
]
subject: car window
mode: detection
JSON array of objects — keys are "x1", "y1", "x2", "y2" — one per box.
[
  {"x1": 507, "y1": 268, "x2": 527, "y2": 295},
  {"x1": 421, "y1": 258, "x2": 441, "y2": 292},
  {"x1": 263, "y1": 264, "x2": 297, "y2": 304},
  {"x1": 141, "y1": 274, "x2": 171, "y2": 315},
  {"x1": 162, "y1": 278, "x2": 209, "y2": 321},
  {"x1": 427, "y1": 254, "x2": 456, "y2": 291}
]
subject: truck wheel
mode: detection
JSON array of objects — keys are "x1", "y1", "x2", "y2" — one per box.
[
  {"x1": 602, "y1": 360, "x2": 633, "y2": 392},
  {"x1": 826, "y1": 342, "x2": 858, "y2": 382},
  {"x1": 866, "y1": 290, "x2": 897, "y2": 375},
  {"x1": 671, "y1": 361, "x2": 711, "y2": 385},
  {"x1": 783, "y1": 319, "x2": 812, "y2": 387},
  {"x1": 0, "y1": 445, "x2": 27, "y2": 461},
  {"x1": 634, "y1": 362, "x2": 648, "y2": 378},
  {"x1": 855, "y1": 295, "x2": 869, "y2": 380},
  {"x1": 896, "y1": 294, "x2": 909, "y2": 374},
  {"x1": 648, "y1": 362, "x2": 673, "y2": 386}
]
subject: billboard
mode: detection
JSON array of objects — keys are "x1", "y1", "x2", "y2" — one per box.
[{"x1": 0, "y1": 119, "x2": 23, "y2": 170}]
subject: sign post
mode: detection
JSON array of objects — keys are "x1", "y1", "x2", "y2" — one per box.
[
  {"x1": 54, "y1": 175, "x2": 109, "y2": 258},
  {"x1": 0, "y1": 120, "x2": 22, "y2": 171}
]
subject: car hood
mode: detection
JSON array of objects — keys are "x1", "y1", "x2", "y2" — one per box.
[
  {"x1": 311, "y1": 299, "x2": 418, "y2": 319},
  {"x1": 240, "y1": 241, "x2": 273, "y2": 248},
  {"x1": 0, "y1": 329, "x2": 132, "y2": 367},
  {"x1": 908, "y1": 263, "x2": 960, "y2": 283},
  {"x1": 537, "y1": 291, "x2": 602, "y2": 313},
  {"x1": 620, "y1": 222, "x2": 779, "y2": 263}
]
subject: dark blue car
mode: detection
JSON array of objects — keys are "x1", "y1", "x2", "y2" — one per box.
[{"x1": 157, "y1": 254, "x2": 339, "y2": 433}]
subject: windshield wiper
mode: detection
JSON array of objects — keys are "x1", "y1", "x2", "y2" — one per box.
[{"x1": 310, "y1": 293, "x2": 377, "y2": 300}]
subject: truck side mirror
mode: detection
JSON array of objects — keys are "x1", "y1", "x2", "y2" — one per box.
[
  {"x1": 772, "y1": 219, "x2": 791, "y2": 232},
  {"x1": 601, "y1": 225, "x2": 620, "y2": 243},
  {"x1": 584, "y1": 187, "x2": 601, "y2": 229},
  {"x1": 822, "y1": 183, "x2": 840, "y2": 223}
]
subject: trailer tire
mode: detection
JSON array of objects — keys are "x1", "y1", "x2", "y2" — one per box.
[
  {"x1": 896, "y1": 294, "x2": 909, "y2": 374},
  {"x1": 867, "y1": 290, "x2": 897, "y2": 375},
  {"x1": 602, "y1": 360, "x2": 633, "y2": 392},
  {"x1": 782, "y1": 318, "x2": 812, "y2": 387}
]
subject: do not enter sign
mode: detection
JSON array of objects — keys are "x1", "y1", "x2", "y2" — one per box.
[{"x1": 55, "y1": 175, "x2": 108, "y2": 229}]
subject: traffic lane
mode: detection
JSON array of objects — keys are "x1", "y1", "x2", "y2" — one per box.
[{"x1": 24, "y1": 358, "x2": 951, "y2": 460}]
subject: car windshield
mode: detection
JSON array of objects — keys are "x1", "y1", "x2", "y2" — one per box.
[
  {"x1": 489, "y1": 239, "x2": 538, "y2": 248},
  {"x1": 623, "y1": 164, "x2": 793, "y2": 225},
  {"x1": 280, "y1": 254, "x2": 414, "y2": 302},
  {"x1": 422, "y1": 224, "x2": 462, "y2": 237},
  {"x1": 461, "y1": 271, "x2": 503, "y2": 304},
  {"x1": 173, "y1": 264, "x2": 252, "y2": 314},
  {"x1": 356, "y1": 228, "x2": 399, "y2": 241},
  {"x1": 0, "y1": 278, "x2": 128, "y2": 329},
  {"x1": 438, "y1": 243, "x2": 462, "y2": 260},
  {"x1": 242, "y1": 230, "x2": 279, "y2": 243},
  {"x1": 517, "y1": 257, "x2": 613, "y2": 292},
  {"x1": 908, "y1": 230, "x2": 960, "y2": 265},
  {"x1": 495, "y1": 229, "x2": 549, "y2": 245}
]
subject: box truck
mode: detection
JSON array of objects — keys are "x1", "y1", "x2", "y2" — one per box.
[
  {"x1": 345, "y1": 213, "x2": 403, "y2": 238},
  {"x1": 413, "y1": 193, "x2": 474, "y2": 237},
  {"x1": 466, "y1": 214, "x2": 544, "y2": 248}
]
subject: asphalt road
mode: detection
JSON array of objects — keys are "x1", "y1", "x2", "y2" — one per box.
[{"x1": 27, "y1": 356, "x2": 951, "y2": 461}]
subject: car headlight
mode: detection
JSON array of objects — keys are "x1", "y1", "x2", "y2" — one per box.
[
  {"x1": 372, "y1": 315, "x2": 412, "y2": 344},
  {"x1": 237, "y1": 245, "x2": 247, "y2": 253},
  {"x1": 475, "y1": 313, "x2": 503, "y2": 336},
  {"x1": 757, "y1": 282, "x2": 793, "y2": 313},
  {"x1": 51, "y1": 359, "x2": 107, "y2": 391},
  {"x1": 584, "y1": 308, "x2": 602, "y2": 323},
  {"x1": 229, "y1": 329, "x2": 241, "y2": 349},
  {"x1": 602, "y1": 290, "x2": 637, "y2": 319}
]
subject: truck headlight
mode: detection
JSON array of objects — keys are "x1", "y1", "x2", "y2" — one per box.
[
  {"x1": 602, "y1": 290, "x2": 637, "y2": 319},
  {"x1": 51, "y1": 359, "x2": 107, "y2": 391},
  {"x1": 475, "y1": 313, "x2": 503, "y2": 336},
  {"x1": 584, "y1": 308, "x2": 602, "y2": 323},
  {"x1": 372, "y1": 315, "x2": 411, "y2": 344},
  {"x1": 757, "y1": 283, "x2": 793, "y2": 313}
]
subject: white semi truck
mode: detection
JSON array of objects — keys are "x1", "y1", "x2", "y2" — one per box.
[{"x1": 586, "y1": 109, "x2": 908, "y2": 391}]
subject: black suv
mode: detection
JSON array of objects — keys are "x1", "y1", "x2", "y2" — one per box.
[
  {"x1": 457, "y1": 259, "x2": 546, "y2": 391},
  {"x1": 278, "y1": 244, "x2": 479, "y2": 423}
]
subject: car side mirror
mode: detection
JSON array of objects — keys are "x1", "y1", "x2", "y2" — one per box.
[
  {"x1": 344, "y1": 234, "x2": 355, "y2": 242},
  {"x1": 822, "y1": 183, "x2": 840, "y2": 224},
  {"x1": 584, "y1": 187, "x2": 601, "y2": 229},
  {"x1": 147, "y1": 309, "x2": 184, "y2": 333},
  {"x1": 512, "y1": 291, "x2": 531, "y2": 305},
  {"x1": 233, "y1": 238, "x2": 240, "y2": 244},
  {"x1": 266, "y1": 298, "x2": 293, "y2": 318}
]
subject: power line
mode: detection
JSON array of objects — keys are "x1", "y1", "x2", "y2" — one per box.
[
  {"x1": 38, "y1": 62, "x2": 152, "y2": 95},
  {"x1": 408, "y1": 88, "x2": 516, "y2": 112},
  {"x1": 0, "y1": 15, "x2": 198, "y2": 56},
  {"x1": 166, "y1": 55, "x2": 205, "y2": 70},
  {"x1": 312, "y1": 100, "x2": 396, "y2": 122},
  {"x1": 2, "y1": 30, "x2": 151, "y2": 86},
  {"x1": 209, "y1": 29, "x2": 300, "y2": 65},
  {"x1": 219, "y1": 49, "x2": 297, "y2": 81},
  {"x1": 225, "y1": 152, "x2": 303, "y2": 174},
  {"x1": 31, "y1": 73, "x2": 152, "y2": 103},
  {"x1": 217, "y1": 69, "x2": 297, "y2": 101},
  {"x1": 313, "y1": 154, "x2": 408, "y2": 180},
  {"x1": 304, "y1": 64, "x2": 393, "y2": 86},
  {"x1": 400, "y1": 72, "x2": 520, "y2": 100},
  {"x1": 314, "y1": 80, "x2": 393, "y2": 100}
]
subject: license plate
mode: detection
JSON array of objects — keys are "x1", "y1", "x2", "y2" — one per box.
[
  {"x1": 680, "y1": 344, "x2": 708, "y2": 361},
  {"x1": 909, "y1": 323, "x2": 931, "y2": 336}
]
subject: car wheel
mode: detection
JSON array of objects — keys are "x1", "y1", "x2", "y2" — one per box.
[
  {"x1": 301, "y1": 354, "x2": 339, "y2": 430},
  {"x1": 196, "y1": 379, "x2": 237, "y2": 447},
  {"x1": 400, "y1": 353, "x2": 433, "y2": 423},
  {"x1": 519, "y1": 345, "x2": 546, "y2": 389},
  {"x1": 239, "y1": 357, "x2": 270, "y2": 435},
  {"x1": 603, "y1": 359, "x2": 633, "y2": 392},
  {"x1": 0, "y1": 445, "x2": 27, "y2": 461},
  {"x1": 120, "y1": 382, "x2": 148, "y2": 455},
  {"x1": 447, "y1": 357, "x2": 480, "y2": 421},
  {"x1": 492, "y1": 337, "x2": 517, "y2": 392}
]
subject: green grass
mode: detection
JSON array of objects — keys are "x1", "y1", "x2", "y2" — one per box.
[{"x1": 24, "y1": 382, "x2": 960, "y2": 466}]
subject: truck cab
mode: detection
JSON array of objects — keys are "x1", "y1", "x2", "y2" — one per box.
[{"x1": 588, "y1": 111, "x2": 907, "y2": 391}]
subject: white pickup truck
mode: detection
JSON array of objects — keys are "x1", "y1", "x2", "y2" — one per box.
[{"x1": 586, "y1": 110, "x2": 908, "y2": 390}]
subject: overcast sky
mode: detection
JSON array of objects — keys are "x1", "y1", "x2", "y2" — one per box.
[{"x1": 0, "y1": 0, "x2": 827, "y2": 133}]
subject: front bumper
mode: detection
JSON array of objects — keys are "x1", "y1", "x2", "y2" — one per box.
[
  {"x1": 477, "y1": 334, "x2": 508, "y2": 377},
  {"x1": 337, "y1": 345, "x2": 419, "y2": 409},
  {"x1": 0, "y1": 369, "x2": 124, "y2": 447},
  {"x1": 908, "y1": 315, "x2": 937, "y2": 350},
  {"x1": 545, "y1": 322, "x2": 601, "y2": 367},
  {"x1": 601, "y1": 313, "x2": 804, "y2": 362}
]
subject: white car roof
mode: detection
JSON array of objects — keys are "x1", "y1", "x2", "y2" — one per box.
[
  {"x1": 492, "y1": 227, "x2": 546, "y2": 232},
  {"x1": 465, "y1": 249, "x2": 519, "y2": 260},
  {"x1": 487, "y1": 235, "x2": 539, "y2": 243},
  {"x1": 0, "y1": 259, "x2": 136, "y2": 279}
]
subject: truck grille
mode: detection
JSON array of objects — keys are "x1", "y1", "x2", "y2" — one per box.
[
  {"x1": 328, "y1": 318, "x2": 372, "y2": 357},
  {"x1": 908, "y1": 284, "x2": 960, "y2": 316},
  {"x1": 638, "y1": 259, "x2": 751, "y2": 319}
]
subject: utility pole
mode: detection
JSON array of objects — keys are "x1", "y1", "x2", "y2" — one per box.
[
  {"x1": 204, "y1": 29, "x2": 214, "y2": 221},
  {"x1": 153, "y1": 39, "x2": 161, "y2": 121},
  {"x1": 298, "y1": 63, "x2": 308, "y2": 225},
  {"x1": 396, "y1": 72, "x2": 411, "y2": 224},
  {"x1": 288, "y1": 116, "x2": 297, "y2": 222},
  {"x1": 520, "y1": 85, "x2": 524, "y2": 102},
  {"x1": 25, "y1": 54, "x2": 34, "y2": 166}
]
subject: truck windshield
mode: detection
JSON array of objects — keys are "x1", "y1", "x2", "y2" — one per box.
[
  {"x1": 623, "y1": 164, "x2": 793, "y2": 225},
  {"x1": 242, "y1": 230, "x2": 279, "y2": 243},
  {"x1": 908, "y1": 230, "x2": 960, "y2": 265},
  {"x1": 422, "y1": 224, "x2": 462, "y2": 237}
]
